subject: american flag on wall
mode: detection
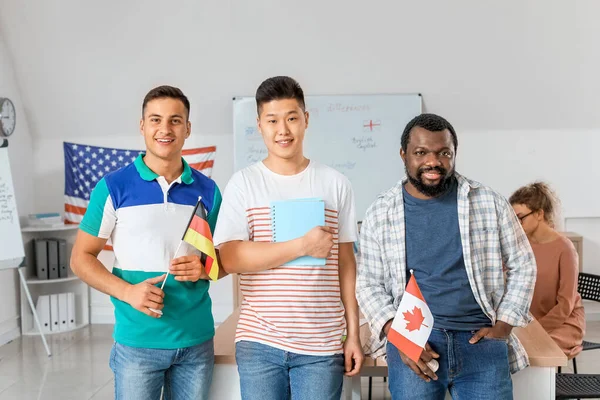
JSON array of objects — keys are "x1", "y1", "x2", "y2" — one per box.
[{"x1": 63, "y1": 142, "x2": 216, "y2": 224}]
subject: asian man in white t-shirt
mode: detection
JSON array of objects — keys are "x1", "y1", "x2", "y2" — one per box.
[{"x1": 214, "y1": 76, "x2": 364, "y2": 400}]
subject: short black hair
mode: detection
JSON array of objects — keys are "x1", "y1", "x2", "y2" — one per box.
[
  {"x1": 401, "y1": 113, "x2": 458, "y2": 152},
  {"x1": 142, "y1": 85, "x2": 190, "y2": 119},
  {"x1": 255, "y1": 76, "x2": 305, "y2": 115}
]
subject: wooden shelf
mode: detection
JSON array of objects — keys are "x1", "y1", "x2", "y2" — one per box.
[
  {"x1": 23, "y1": 322, "x2": 88, "y2": 336},
  {"x1": 21, "y1": 224, "x2": 79, "y2": 233}
]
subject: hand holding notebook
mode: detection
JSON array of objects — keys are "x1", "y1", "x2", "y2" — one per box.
[
  {"x1": 300, "y1": 225, "x2": 335, "y2": 259},
  {"x1": 271, "y1": 198, "x2": 332, "y2": 266}
]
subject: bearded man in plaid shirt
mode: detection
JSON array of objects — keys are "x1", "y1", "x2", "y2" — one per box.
[{"x1": 356, "y1": 113, "x2": 536, "y2": 400}]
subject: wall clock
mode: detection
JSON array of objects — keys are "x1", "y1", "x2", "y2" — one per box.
[{"x1": 0, "y1": 97, "x2": 16, "y2": 137}]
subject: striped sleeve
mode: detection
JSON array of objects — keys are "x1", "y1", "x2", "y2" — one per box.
[{"x1": 80, "y1": 178, "x2": 116, "y2": 239}]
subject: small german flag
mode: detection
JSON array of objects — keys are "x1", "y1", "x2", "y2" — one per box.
[{"x1": 182, "y1": 197, "x2": 219, "y2": 281}]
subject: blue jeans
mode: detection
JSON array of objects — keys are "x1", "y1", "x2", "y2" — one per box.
[
  {"x1": 109, "y1": 339, "x2": 214, "y2": 400},
  {"x1": 235, "y1": 340, "x2": 345, "y2": 400},
  {"x1": 386, "y1": 329, "x2": 513, "y2": 400}
]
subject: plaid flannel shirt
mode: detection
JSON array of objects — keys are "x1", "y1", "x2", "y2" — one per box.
[{"x1": 356, "y1": 173, "x2": 536, "y2": 373}]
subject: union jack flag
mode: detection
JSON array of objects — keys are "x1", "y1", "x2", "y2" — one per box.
[{"x1": 63, "y1": 142, "x2": 216, "y2": 224}]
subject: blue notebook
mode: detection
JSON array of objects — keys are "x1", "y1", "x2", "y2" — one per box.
[{"x1": 271, "y1": 198, "x2": 326, "y2": 266}]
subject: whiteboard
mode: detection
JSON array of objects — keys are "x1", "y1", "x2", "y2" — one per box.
[
  {"x1": 0, "y1": 139, "x2": 25, "y2": 270},
  {"x1": 233, "y1": 94, "x2": 422, "y2": 219}
]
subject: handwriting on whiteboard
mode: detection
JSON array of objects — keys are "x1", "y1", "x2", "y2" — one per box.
[
  {"x1": 0, "y1": 180, "x2": 16, "y2": 224},
  {"x1": 352, "y1": 137, "x2": 377, "y2": 151},
  {"x1": 244, "y1": 126, "x2": 263, "y2": 141},
  {"x1": 329, "y1": 161, "x2": 357, "y2": 176},
  {"x1": 246, "y1": 144, "x2": 268, "y2": 164},
  {"x1": 327, "y1": 104, "x2": 371, "y2": 113}
]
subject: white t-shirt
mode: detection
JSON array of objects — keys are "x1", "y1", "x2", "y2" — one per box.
[{"x1": 214, "y1": 160, "x2": 357, "y2": 355}]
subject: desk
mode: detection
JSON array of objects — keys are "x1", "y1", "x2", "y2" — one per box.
[{"x1": 213, "y1": 311, "x2": 566, "y2": 400}]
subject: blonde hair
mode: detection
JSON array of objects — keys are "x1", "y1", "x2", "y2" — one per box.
[{"x1": 509, "y1": 182, "x2": 561, "y2": 227}]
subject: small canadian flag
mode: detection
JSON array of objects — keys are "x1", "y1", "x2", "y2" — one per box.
[{"x1": 388, "y1": 271, "x2": 435, "y2": 364}]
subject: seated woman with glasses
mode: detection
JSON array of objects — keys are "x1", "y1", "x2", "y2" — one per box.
[{"x1": 510, "y1": 182, "x2": 585, "y2": 359}]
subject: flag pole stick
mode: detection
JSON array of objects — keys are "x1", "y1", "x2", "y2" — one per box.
[
  {"x1": 161, "y1": 240, "x2": 185, "y2": 290},
  {"x1": 409, "y1": 268, "x2": 438, "y2": 372},
  {"x1": 148, "y1": 241, "x2": 184, "y2": 316},
  {"x1": 149, "y1": 196, "x2": 203, "y2": 315}
]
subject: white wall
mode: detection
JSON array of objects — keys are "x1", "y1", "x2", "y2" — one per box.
[
  {"x1": 1, "y1": 0, "x2": 600, "y2": 324},
  {"x1": 2, "y1": 0, "x2": 600, "y2": 137},
  {"x1": 0, "y1": 29, "x2": 35, "y2": 344}
]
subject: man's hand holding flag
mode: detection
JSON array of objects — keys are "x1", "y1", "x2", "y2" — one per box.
[
  {"x1": 386, "y1": 270, "x2": 440, "y2": 382},
  {"x1": 148, "y1": 196, "x2": 220, "y2": 315}
]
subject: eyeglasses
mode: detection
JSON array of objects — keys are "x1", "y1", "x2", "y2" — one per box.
[{"x1": 518, "y1": 211, "x2": 534, "y2": 223}]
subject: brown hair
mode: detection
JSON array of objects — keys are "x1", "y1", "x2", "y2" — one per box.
[
  {"x1": 509, "y1": 181, "x2": 560, "y2": 226},
  {"x1": 142, "y1": 85, "x2": 190, "y2": 119}
]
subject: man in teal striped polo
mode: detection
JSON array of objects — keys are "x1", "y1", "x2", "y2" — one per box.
[{"x1": 70, "y1": 85, "x2": 222, "y2": 400}]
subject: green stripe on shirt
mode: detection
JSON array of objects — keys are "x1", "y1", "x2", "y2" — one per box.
[
  {"x1": 80, "y1": 178, "x2": 110, "y2": 237},
  {"x1": 207, "y1": 185, "x2": 222, "y2": 234},
  {"x1": 111, "y1": 268, "x2": 214, "y2": 349}
]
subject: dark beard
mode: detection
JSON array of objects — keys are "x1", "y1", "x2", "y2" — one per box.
[{"x1": 406, "y1": 166, "x2": 454, "y2": 197}]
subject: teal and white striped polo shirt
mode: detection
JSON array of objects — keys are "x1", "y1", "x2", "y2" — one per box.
[{"x1": 80, "y1": 154, "x2": 221, "y2": 349}]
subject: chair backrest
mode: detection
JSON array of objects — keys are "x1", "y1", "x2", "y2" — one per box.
[{"x1": 578, "y1": 272, "x2": 600, "y2": 302}]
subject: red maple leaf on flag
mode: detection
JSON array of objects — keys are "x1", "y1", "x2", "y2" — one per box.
[{"x1": 403, "y1": 306, "x2": 428, "y2": 332}]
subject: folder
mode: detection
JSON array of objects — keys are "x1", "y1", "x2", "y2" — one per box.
[
  {"x1": 67, "y1": 292, "x2": 76, "y2": 329},
  {"x1": 57, "y1": 239, "x2": 68, "y2": 278},
  {"x1": 58, "y1": 292, "x2": 69, "y2": 331},
  {"x1": 34, "y1": 239, "x2": 48, "y2": 280},
  {"x1": 47, "y1": 240, "x2": 59, "y2": 279},
  {"x1": 35, "y1": 295, "x2": 51, "y2": 333},
  {"x1": 49, "y1": 294, "x2": 60, "y2": 332},
  {"x1": 271, "y1": 199, "x2": 326, "y2": 266}
]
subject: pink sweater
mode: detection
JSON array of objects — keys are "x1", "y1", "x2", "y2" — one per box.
[{"x1": 530, "y1": 235, "x2": 585, "y2": 359}]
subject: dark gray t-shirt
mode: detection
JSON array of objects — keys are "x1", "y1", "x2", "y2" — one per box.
[{"x1": 403, "y1": 179, "x2": 490, "y2": 330}]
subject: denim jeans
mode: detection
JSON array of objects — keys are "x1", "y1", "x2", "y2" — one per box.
[
  {"x1": 386, "y1": 329, "x2": 513, "y2": 400},
  {"x1": 109, "y1": 339, "x2": 214, "y2": 400},
  {"x1": 235, "y1": 340, "x2": 345, "y2": 400}
]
